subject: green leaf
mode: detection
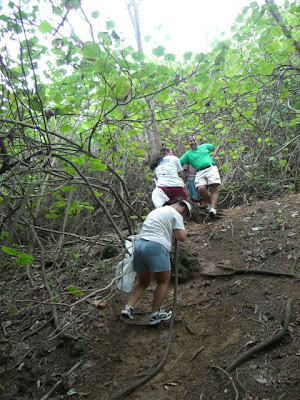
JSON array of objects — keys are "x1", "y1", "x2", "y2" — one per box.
[
  {"x1": 106, "y1": 20, "x2": 115, "y2": 29},
  {"x1": 82, "y1": 41, "x2": 100, "y2": 61},
  {"x1": 38, "y1": 21, "x2": 52, "y2": 34},
  {"x1": 65, "y1": 286, "x2": 85, "y2": 296},
  {"x1": 97, "y1": 32, "x2": 111, "y2": 46},
  {"x1": 71, "y1": 155, "x2": 86, "y2": 166},
  {"x1": 52, "y1": 200, "x2": 67, "y2": 207},
  {"x1": 258, "y1": 61, "x2": 274, "y2": 75},
  {"x1": 8, "y1": 306, "x2": 18, "y2": 314},
  {"x1": 0, "y1": 231, "x2": 8, "y2": 239},
  {"x1": 88, "y1": 159, "x2": 107, "y2": 172},
  {"x1": 18, "y1": 253, "x2": 34, "y2": 265},
  {"x1": 91, "y1": 11, "x2": 99, "y2": 18},
  {"x1": 110, "y1": 77, "x2": 131, "y2": 100},
  {"x1": 60, "y1": 124, "x2": 72, "y2": 133},
  {"x1": 46, "y1": 213, "x2": 58, "y2": 219},
  {"x1": 31, "y1": 96, "x2": 42, "y2": 111},
  {"x1": 156, "y1": 89, "x2": 169, "y2": 101},
  {"x1": 183, "y1": 52, "x2": 193, "y2": 61},
  {"x1": 115, "y1": 112, "x2": 123, "y2": 120},
  {"x1": 144, "y1": 84, "x2": 155, "y2": 95},
  {"x1": 165, "y1": 53, "x2": 175, "y2": 62},
  {"x1": 270, "y1": 26, "x2": 282, "y2": 37},
  {"x1": 266, "y1": 41, "x2": 281, "y2": 53},
  {"x1": 60, "y1": 186, "x2": 73, "y2": 192},
  {"x1": 157, "y1": 65, "x2": 171, "y2": 76},
  {"x1": 220, "y1": 162, "x2": 231, "y2": 171},
  {"x1": 132, "y1": 51, "x2": 145, "y2": 62},
  {"x1": 152, "y1": 45, "x2": 165, "y2": 57},
  {"x1": 1, "y1": 247, "x2": 19, "y2": 256},
  {"x1": 66, "y1": 0, "x2": 81, "y2": 8}
]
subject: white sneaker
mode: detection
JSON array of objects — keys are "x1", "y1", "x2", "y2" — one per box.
[
  {"x1": 149, "y1": 309, "x2": 172, "y2": 325},
  {"x1": 209, "y1": 208, "x2": 217, "y2": 216},
  {"x1": 206, "y1": 204, "x2": 212, "y2": 212},
  {"x1": 121, "y1": 305, "x2": 134, "y2": 320}
]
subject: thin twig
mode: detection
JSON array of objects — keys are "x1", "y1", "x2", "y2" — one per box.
[
  {"x1": 22, "y1": 317, "x2": 54, "y2": 340},
  {"x1": 212, "y1": 366, "x2": 239, "y2": 400},
  {"x1": 190, "y1": 346, "x2": 204, "y2": 361}
]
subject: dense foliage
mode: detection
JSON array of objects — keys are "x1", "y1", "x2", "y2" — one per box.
[{"x1": 0, "y1": 0, "x2": 299, "y2": 267}]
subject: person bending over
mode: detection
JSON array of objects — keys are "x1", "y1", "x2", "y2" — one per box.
[
  {"x1": 121, "y1": 198, "x2": 191, "y2": 325},
  {"x1": 149, "y1": 147, "x2": 187, "y2": 205}
]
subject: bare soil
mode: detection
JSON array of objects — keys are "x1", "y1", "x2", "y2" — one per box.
[{"x1": 1, "y1": 193, "x2": 300, "y2": 400}]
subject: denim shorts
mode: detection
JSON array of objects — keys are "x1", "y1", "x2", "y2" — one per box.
[
  {"x1": 133, "y1": 240, "x2": 171, "y2": 272},
  {"x1": 187, "y1": 177, "x2": 200, "y2": 201}
]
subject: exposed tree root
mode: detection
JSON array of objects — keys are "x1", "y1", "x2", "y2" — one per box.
[{"x1": 226, "y1": 298, "x2": 292, "y2": 373}]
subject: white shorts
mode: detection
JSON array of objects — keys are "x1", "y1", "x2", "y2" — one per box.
[{"x1": 194, "y1": 165, "x2": 221, "y2": 187}]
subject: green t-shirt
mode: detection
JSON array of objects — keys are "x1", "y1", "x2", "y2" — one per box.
[{"x1": 180, "y1": 143, "x2": 215, "y2": 171}]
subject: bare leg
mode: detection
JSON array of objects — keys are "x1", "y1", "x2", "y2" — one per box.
[
  {"x1": 151, "y1": 270, "x2": 171, "y2": 313},
  {"x1": 209, "y1": 183, "x2": 219, "y2": 209},
  {"x1": 127, "y1": 271, "x2": 152, "y2": 307},
  {"x1": 198, "y1": 185, "x2": 210, "y2": 204}
]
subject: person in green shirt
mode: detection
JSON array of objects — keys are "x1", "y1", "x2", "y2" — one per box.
[{"x1": 180, "y1": 135, "x2": 221, "y2": 216}]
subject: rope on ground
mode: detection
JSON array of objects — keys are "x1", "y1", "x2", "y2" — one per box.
[
  {"x1": 226, "y1": 297, "x2": 293, "y2": 373},
  {"x1": 111, "y1": 240, "x2": 179, "y2": 399}
]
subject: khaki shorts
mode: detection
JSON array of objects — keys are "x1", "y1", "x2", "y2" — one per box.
[{"x1": 194, "y1": 165, "x2": 221, "y2": 187}]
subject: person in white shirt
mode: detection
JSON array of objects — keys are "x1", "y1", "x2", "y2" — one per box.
[
  {"x1": 121, "y1": 199, "x2": 191, "y2": 325},
  {"x1": 149, "y1": 147, "x2": 187, "y2": 206}
]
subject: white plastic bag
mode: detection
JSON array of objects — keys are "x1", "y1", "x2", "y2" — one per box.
[
  {"x1": 151, "y1": 187, "x2": 169, "y2": 208},
  {"x1": 116, "y1": 237, "x2": 136, "y2": 293}
]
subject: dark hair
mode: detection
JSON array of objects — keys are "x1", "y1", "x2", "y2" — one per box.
[
  {"x1": 188, "y1": 135, "x2": 196, "y2": 140},
  {"x1": 171, "y1": 197, "x2": 191, "y2": 218},
  {"x1": 149, "y1": 147, "x2": 171, "y2": 170},
  {"x1": 170, "y1": 197, "x2": 185, "y2": 204}
]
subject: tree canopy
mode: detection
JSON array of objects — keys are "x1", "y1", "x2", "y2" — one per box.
[{"x1": 0, "y1": 0, "x2": 299, "y2": 266}]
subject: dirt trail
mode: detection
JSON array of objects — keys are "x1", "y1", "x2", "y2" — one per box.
[{"x1": 1, "y1": 194, "x2": 299, "y2": 400}]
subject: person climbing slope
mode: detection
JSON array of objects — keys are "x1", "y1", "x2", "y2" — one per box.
[
  {"x1": 150, "y1": 147, "x2": 187, "y2": 206},
  {"x1": 121, "y1": 198, "x2": 191, "y2": 325},
  {"x1": 180, "y1": 135, "x2": 221, "y2": 216}
]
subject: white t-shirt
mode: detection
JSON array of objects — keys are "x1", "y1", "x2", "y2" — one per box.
[
  {"x1": 137, "y1": 206, "x2": 185, "y2": 251},
  {"x1": 155, "y1": 155, "x2": 184, "y2": 187}
]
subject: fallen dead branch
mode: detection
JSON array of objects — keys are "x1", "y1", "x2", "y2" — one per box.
[
  {"x1": 22, "y1": 317, "x2": 54, "y2": 340},
  {"x1": 226, "y1": 297, "x2": 293, "y2": 373},
  {"x1": 40, "y1": 360, "x2": 83, "y2": 400},
  {"x1": 211, "y1": 366, "x2": 239, "y2": 400},
  {"x1": 202, "y1": 265, "x2": 299, "y2": 279}
]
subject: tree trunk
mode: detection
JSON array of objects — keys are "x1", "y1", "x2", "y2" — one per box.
[
  {"x1": 126, "y1": 0, "x2": 162, "y2": 154},
  {"x1": 265, "y1": 0, "x2": 300, "y2": 61}
]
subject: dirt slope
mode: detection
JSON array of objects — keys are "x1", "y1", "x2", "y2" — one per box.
[{"x1": 1, "y1": 194, "x2": 300, "y2": 400}]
